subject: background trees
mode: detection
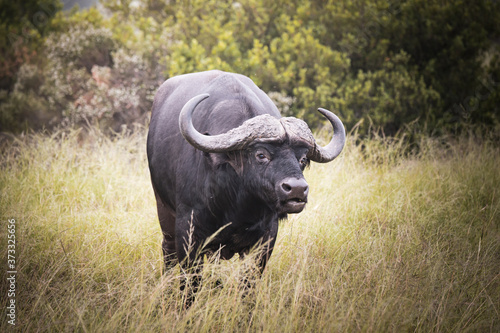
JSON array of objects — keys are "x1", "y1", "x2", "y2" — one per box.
[{"x1": 1, "y1": 0, "x2": 499, "y2": 135}]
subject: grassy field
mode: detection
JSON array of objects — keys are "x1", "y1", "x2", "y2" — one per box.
[{"x1": 1, "y1": 127, "x2": 499, "y2": 332}]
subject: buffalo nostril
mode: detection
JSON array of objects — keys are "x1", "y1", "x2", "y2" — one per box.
[{"x1": 282, "y1": 183, "x2": 292, "y2": 192}]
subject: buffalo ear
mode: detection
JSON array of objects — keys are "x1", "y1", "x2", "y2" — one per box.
[
  {"x1": 202, "y1": 132, "x2": 244, "y2": 175},
  {"x1": 206, "y1": 152, "x2": 229, "y2": 167},
  {"x1": 205, "y1": 152, "x2": 244, "y2": 176}
]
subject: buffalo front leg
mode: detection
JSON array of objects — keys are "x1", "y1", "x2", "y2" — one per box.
[
  {"x1": 256, "y1": 222, "x2": 279, "y2": 275},
  {"x1": 154, "y1": 190, "x2": 177, "y2": 271},
  {"x1": 176, "y1": 212, "x2": 204, "y2": 308},
  {"x1": 179, "y1": 260, "x2": 202, "y2": 309},
  {"x1": 240, "y1": 228, "x2": 278, "y2": 292}
]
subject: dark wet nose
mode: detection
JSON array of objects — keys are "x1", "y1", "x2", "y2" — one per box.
[{"x1": 279, "y1": 177, "x2": 309, "y2": 200}]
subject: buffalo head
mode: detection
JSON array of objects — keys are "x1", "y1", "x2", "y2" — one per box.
[{"x1": 178, "y1": 93, "x2": 345, "y2": 215}]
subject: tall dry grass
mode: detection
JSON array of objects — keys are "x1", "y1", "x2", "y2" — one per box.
[{"x1": 1, "y1": 127, "x2": 499, "y2": 332}]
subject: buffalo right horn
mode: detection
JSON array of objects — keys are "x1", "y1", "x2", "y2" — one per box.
[
  {"x1": 307, "y1": 108, "x2": 346, "y2": 163},
  {"x1": 179, "y1": 94, "x2": 286, "y2": 153}
]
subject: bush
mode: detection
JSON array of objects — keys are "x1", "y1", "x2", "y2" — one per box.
[
  {"x1": 1, "y1": 19, "x2": 163, "y2": 133},
  {"x1": 0, "y1": 64, "x2": 54, "y2": 132},
  {"x1": 65, "y1": 48, "x2": 162, "y2": 131},
  {"x1": 334, "y1": 51, "x2": 441, "y2": 134},
  {"x1": 1, "y1": 0, "x2": 499, "y2": 136}
]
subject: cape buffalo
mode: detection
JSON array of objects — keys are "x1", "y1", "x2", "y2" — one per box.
[{"x1": 147, "y1": 70, "x2": 345, "y2": 305}]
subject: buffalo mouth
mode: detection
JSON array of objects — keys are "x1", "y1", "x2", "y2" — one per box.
[{"x1": 281, "y1": 198, "x2": 307, "y2": 214}]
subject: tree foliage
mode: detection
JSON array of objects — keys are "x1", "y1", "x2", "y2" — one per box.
[
  {"x1": 0, "y1": 0, "x2": 499, "y2": 135},
  {"x1": 0, "y1": 0, "x2": 61, "y2": 90}
]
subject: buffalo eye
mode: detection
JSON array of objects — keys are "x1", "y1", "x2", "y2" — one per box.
[
  {"x1": 255, "y1": 150, "x2": 270, "y2": 163},
  {"x1": 299, "y1": 157, "x2": 309, "y2": 169}
]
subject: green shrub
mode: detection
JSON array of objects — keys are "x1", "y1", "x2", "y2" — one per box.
[{"x1": 1, "y1": 0, "x2": 499, "y2": 135}]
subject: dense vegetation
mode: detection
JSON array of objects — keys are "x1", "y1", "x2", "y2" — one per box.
[
  {"x1": 0, "y1": 128, "x2": 498, "y2": 331},
  {"x1": 1, "y1": 0, "x2": 499, "y2": 135}
]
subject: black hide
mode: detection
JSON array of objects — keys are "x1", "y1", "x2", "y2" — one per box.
[{"x1": 147, "y1": 70, "x2": 314, "y2": 305}]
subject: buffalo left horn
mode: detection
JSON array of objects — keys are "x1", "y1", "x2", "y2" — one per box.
[
  {"x1": 179, "y1": 94, "x2": 286, "y2": 153},
  {"x1": 307, "y1": 108, "x2": 346, "y2": 163}
]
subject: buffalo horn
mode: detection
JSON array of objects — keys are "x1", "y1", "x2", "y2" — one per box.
[
  {"x1": 179, "y1": 94, "x2": 286, "y2": 153},
  {"x1": 307, "y1": 108, "x2": 346, "y2": 163}
]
